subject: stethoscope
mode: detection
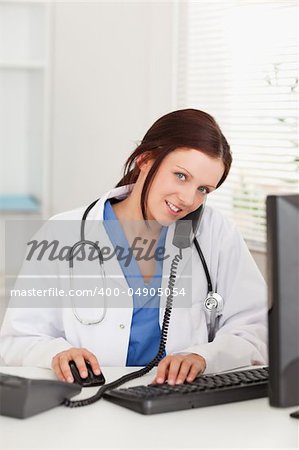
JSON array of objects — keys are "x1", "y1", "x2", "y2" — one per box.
[{"x1": 69, "y1": 198, "x2": 224, "y2": 342}]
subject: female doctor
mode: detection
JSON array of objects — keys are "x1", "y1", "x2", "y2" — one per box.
[{"x1": 0, "y1": 109, "x2": 267, "y2": 385}]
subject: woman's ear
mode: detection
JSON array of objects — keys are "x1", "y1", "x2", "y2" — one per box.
[{"x1": 136, "y1": 152, "x2": 153, "y2": 171}]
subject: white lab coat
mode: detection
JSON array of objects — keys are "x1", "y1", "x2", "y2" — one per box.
[{"x1": 0, "y1": 184, "x2": 268, "y2": 373}]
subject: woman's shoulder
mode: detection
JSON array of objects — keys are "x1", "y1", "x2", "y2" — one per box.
[
  {"x1": 38, "y1": 205, "x2": 95, "y2": 243},
  {"x1": 47, "y1": 186, "x2": 131, "y2": 222},
  {"x1": 48, "y1": 206, "x2": 87, "y2": 221},
  {"x1": 199, "y1": 204, "x2": 239, "y2": 238}
]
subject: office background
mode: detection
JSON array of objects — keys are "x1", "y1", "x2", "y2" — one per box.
[{"x1": 0, "y1": 1, "x2": 298, "y2": 327}]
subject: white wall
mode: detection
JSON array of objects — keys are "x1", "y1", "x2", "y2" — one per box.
[{"x1": 50, "y1": 2, "x2": 175, "y2": 215}]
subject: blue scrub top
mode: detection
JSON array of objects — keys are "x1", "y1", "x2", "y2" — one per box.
[{"x1": 103, "y1": 199, "x2": 167, "y2": 366}]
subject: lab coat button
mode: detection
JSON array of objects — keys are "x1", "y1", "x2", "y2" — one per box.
[{"x1": 119, "y1": 324, "x2": 125, "y2": 329}]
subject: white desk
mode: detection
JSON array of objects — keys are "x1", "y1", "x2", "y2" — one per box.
[{"x1": 0, "y1": 366, "x2": 298, "y2": 449}]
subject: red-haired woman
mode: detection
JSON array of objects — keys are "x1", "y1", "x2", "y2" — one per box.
[{"x1": 0, "y1": 109, "x2": 267, "y2": 386}]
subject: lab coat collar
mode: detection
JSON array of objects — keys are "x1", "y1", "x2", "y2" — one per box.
[{"x1": 84, "y1": 184, "x2": 135, "y2": 221}]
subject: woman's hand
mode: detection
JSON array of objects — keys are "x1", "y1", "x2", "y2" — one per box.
[
  {"x1": 152, "y1": 353, "x2": 206, "y2": 385},
  {"x1": 51, "y1": 347, "x2": 101, "y2": 383}
]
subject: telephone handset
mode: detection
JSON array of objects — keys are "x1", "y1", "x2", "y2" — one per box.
[{"x1": 172, "y1": 204, "x2": 204, "y2": 249}]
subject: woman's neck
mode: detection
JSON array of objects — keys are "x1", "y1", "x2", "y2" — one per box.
[{"x1": 111, "y1": 184, "x2": 162, "y2": 238}]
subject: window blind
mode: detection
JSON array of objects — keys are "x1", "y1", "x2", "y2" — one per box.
[{"x1": 176, "y1": 0, "x2": 298, "y2": 250}]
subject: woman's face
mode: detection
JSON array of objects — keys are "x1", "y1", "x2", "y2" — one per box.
[{"x1": 141, "y1": 148, "x2": 225, "y2": 225}]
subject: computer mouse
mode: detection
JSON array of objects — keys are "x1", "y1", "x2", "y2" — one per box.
[{"x1": 69, "y1": 360, "x2": 105, "y2": 387}]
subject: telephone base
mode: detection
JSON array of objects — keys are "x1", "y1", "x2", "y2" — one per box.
[{"x1": 0, "y1": 373, "x2": 81, "y2": 419}]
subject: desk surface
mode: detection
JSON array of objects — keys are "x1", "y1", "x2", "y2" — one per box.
[{"x1": 0, "y1": 366, "x2": 298, "y2": 449}]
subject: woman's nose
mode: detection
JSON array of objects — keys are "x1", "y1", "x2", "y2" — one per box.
[{"x1": 178, "y1": 187, "x2": 197, "y2": 208}]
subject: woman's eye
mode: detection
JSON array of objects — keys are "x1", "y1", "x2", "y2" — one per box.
[
  {"x1": 198, "y1": 186, "x2": 209, "y2": 194},
  {"x1": 175, "y1": 172, "x2": 186, "y2": 181}
]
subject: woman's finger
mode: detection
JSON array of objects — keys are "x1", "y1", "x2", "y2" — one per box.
[
  {"x1": 186, "y1": 359, "x2": 205, "y2": 382},
  {"x1": 59, "y1": 355, "x2": 75, "y2": 383},
  {"x1": 51, "y1": 358, "x2": 65, "y2": 382},
  {"x1": 155, "y1": 356, "x2": 172, "y2": 383},
  {"x1": 73, "y1": 355, "x2": 88, "y2": 378},
  {"x1": 152, "y1": 366, "x2": 169, "y2": 384},
  {"x1": 167, "y1": 358, "x2": 182, "y2": 385},
  {"x1": 186, "y1": 365, "x2": 201, "y2": 382},
  {"x1": 175, "y1": 359, "x2": 193, "y2": 384},
  {"x1": 82, "y1": 350, "x2": 101, "y2": 375}
]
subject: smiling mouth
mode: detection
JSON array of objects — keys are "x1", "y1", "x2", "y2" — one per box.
[{"x1": 165, "y1": 200, "x2": 182, "y2": 214}]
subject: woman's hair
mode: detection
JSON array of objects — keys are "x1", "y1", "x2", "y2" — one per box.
[{"x1": 115, "y1": 108, "x2": 232, "y2": 220}]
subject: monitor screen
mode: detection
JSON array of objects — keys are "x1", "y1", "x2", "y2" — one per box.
[{"x1": 267, "y1": 193, "x2": 299, "y2": 407}]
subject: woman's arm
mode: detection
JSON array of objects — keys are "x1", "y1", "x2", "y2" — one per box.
[
  {"x1": 0, "y1": 220, "x2": 74, "y2": 368},
  {"x1": 0, "y1": 307, "x2": 73, "y2": 368}
]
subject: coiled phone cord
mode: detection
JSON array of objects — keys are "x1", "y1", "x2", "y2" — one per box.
[{"x1": 64, "y1": 249, "x2": 183, "y2": 408}]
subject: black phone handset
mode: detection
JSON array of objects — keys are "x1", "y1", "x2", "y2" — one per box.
[
  {"x1": 172, "y1": 205, "x2": 204, "y2": 249},
  {"x1": 64, "y1": 205, "x2": 205, "y2": 408}
]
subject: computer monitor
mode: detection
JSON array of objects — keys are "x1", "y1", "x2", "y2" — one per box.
[{"x1": 267, "y1": 193, "x2": 299, "y2": 407}]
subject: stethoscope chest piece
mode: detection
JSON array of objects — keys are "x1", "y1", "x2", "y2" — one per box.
[
  {"x1": 204, "y1": 292, "x2": 223, "y2": 313},
  {"x1": 204, "y1": 292, "x2": 224, "y2": 342}
]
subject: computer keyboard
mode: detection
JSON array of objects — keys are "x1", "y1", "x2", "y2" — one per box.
[{"x1": 103, "y1": 367, "x2": 269, "y2": 414}]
